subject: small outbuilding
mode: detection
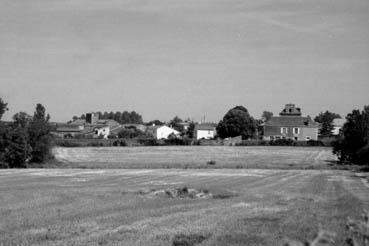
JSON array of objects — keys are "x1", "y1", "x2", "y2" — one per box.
[{"x1": 194, "y1": 123, "x2": 217, "y2": 140}]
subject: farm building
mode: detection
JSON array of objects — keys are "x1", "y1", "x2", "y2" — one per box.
[
  {"x1": 263, "y1": 104, "x2": 319, "y2": 141},
  {"x1": 194, "y1": 123, "x2": 217, "y2": 140},
  {"x1": 146, "y1": 125, "x2": 180, "y2": 139},
  {"x1": 93, "y1": 125, "x2": 110, "y2": 139}
]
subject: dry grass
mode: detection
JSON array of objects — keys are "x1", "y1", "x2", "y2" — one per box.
[
  {"x1": 0, "y1": 168, "x2": 368, "y2": 245},
  {"x1": 53, "y1": 146, "x2": 336, "y2": 169}
]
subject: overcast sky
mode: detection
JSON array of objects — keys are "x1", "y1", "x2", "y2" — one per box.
[{"x1": 0, "y1": 0, "x2": 368, "y2": 122}]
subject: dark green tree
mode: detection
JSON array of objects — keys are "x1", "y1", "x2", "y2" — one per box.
[
  {"x1": 13, "y1": 112, "x2": 32, "y2": 128},
  {"x1": 216, "y1": 106, "x2": 257, "y2": 139},
  {"x1": 0, "y1": 98, "x2": 9, "y2": 167},
  {"x1": 186, "y1": 122, "x2": 196, "y2": 139},
  {"x1": 3, "y1": 126, "x2": 31, "y2": 168},
  {"x1": 0, "y1": 98, "x2": 8, "y2": 120},
  {"x1": 332, "y1": 106, "x2": 369, "y2": 165},
  {"x1": 28, "y1": 104, "x2": 52, "y2": 163},
  {"x1": 146, "y1": 120, "x2": 164, "y2": 126},
  {"x1": 314, "y1": 110, "x2": 341, "y2": 138},
  {"x1": 169, "y1": 116, "x2": 184, "y2": 133}
]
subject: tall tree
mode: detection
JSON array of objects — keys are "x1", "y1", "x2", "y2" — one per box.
[
  {"x1": 28, "y1": 104, "x2": 52, "y2": 163},
  {"x1": 169, "y1": 116, "x2": 184, "y2": 133},
  {"x1": 186, "y1": 122, "x2": 196, "y2": 139},
  {"x1": 0, "y1": 98, "x2": 8, "y2": 120},
  {"x1": 333, "y1": 106, "x2": 369, "y2": 165},
  {"x1": 314, "y1": 110, "x2": 341, "y2": 137},
  {"x1": 216, "y1": 106, "x2": 257, "y2": 139}
]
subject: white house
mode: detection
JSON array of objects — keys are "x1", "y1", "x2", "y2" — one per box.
[
  {"x1": 94, "y1": 125, "x2": 110, "y2": 139},
  {"x1": 147, "y1": 125, "x2": 180, "y2": 139},
  {"x1": 195, "y1": 124, "x2": 216, "y2": 140}
]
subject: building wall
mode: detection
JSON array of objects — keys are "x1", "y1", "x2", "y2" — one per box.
[
  {"x1": 263, "y1": 126, "x2": 318, "y2": 140},
  {"x1": 94, "y1": 127, "x2": 110, "y2": 139},
  {"x1": 196, "y1": 130, "x2": 215, "y2": 140},
  {"x1": 86, "y1": 113, "x2": 99, "y2": 124},
  {"x1": 155, "y1": 126, "x2": 179, "y2": 139}
]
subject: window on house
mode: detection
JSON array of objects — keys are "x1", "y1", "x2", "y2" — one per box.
[
  {"x1": 293, "y1": 128, "x2": 299, "y2": 134},
  {"x1": 306, "y1": 136, "x2": 311, "y2": 140},
  {"x1": 281, "y1": 127, "x2": 288, "y2": 134}
]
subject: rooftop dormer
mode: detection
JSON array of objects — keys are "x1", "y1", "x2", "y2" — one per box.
[{"x1": 279, "y1": 104, "x2": 302, "y2": 116}]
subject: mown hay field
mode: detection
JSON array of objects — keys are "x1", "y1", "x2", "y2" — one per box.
[
  {"x1": 53, "y1": 146, "x2": 336, "y2": 169},
  {"x1": 0, "y1": 168, "x2": 368, "y2": 245}
]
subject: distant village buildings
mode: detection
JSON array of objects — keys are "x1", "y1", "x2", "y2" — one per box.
[
  {"x1": 53, "y1": 104, "x2": 323, "y2": 141},
  {"x1": 263, "y1": 104, "x2": 319, "y2": 141},
  {"x1": 52, "y1": 112, "x2": 121, "y2": 139}
]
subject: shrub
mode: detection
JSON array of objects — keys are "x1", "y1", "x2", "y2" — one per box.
[
  {"x1": 306, "y1": 140, "x2": 324, "y2": 146},
  {"x1": 270, "y1": 139, "x2": 295, "y2": 146},
  {"x1": 137, "y1": 138, "x2": 159, "y2": 146},
  {"x1": 236, "y1": 140, "x2": 268, "y2": 146},
  {"x1": 172, "y1": 233, "x2": 210, "y2": 246},
  {"x1": 207, "y1": 160, "x2": 216, "y2": 165},
  {"x1": 57, "y1": 140, "x2": 82, "y2": 147},
  {"x1": 356, "y1": 144, "x2": 369, "y2": 166},
  {"x1": 113, "y1": 140, "x2": 127, "y2": 146}
]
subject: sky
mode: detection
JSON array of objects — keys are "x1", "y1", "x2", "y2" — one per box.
[{"x1": 0, "y1": 0, "x2": 368, "y2": 122}]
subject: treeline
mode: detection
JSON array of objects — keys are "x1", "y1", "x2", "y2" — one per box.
[
  {"x1": 0, "y1": 98, "x2": 52, "y2": 168},
  {"x1": 74, "y1": 111, "x2": 143, "y2": 124}
]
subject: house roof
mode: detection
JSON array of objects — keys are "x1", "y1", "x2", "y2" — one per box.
[
  {"x1": 195, "y1": 124, "x2": 217, "y2": 131},
  {"x1": 265, "y1": 116, "x2": 319, "y2": 128}
]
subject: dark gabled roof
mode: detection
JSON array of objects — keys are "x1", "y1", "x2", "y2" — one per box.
[
  {"x1": 265, "y1": 116, "x2": 319, "y2": 128},
  {"x1": 195, "y1": 124, "x2": 217, "y2": 131}
]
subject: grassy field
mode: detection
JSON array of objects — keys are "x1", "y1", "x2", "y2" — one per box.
[
  {"x1": 0, "y1": 168, "x2": 368, "y2": 245},
  {"x1": 1, "y1": 146, "x2": 368, "y2": 245},
  {"x1": 53, "y1": 146, "x2": 337, "y2": 169}
]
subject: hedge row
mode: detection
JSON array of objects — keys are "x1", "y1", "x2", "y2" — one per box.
[{"x1": 55, "y1": 138, "x2": 330, "y2": 147}]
